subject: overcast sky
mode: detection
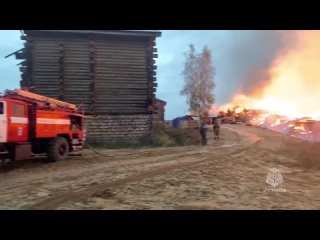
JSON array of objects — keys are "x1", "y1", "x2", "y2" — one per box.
[{"x1": 0, "y1": 30, "x2": 287, "y2": 119}]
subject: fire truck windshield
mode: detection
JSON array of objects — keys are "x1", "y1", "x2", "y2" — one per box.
[{"x1": 0, "y1": 102, "x2": 3, "y2": 115}]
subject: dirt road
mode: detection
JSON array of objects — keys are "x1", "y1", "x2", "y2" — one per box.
[{"x1": 1, "y1": 124, "x2": 320, "y2": 210}]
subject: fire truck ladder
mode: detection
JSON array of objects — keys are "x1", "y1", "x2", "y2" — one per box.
[{"x1": 6, "y1": 89, "x2": 78, "y2": 112}]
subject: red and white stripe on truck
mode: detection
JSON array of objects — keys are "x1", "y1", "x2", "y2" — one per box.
[{"x1": 0, "y1": 101, "x2": 8, "y2": 143}]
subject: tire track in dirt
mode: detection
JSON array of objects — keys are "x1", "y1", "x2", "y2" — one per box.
[
  {"x1": 0, "y1": 128, "x2": 241, "y2": 194},
  {"x1": 0, "y1": 125, "x2": 261, "y2": 210},
  {"x1": 0, "y1": 145, "x2": 233, "y2": 193},
  {"x1": 26, "y1": 133, "x2": 260, "y2": 210},
  {"x1": 58, "y1": 126, "x2": 320, "y2": 210}
]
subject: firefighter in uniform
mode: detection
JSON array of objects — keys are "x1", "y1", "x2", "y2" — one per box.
[
  {"x1": 213, "y1": 118, "x2": 220, "y2": 139},
  {"x1": 199, "y1": 123, "x2": 208, "y2": 146}
]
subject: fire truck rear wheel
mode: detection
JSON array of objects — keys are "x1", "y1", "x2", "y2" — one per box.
[{"x1": 47, "y1": 137, "x2": 70, "y2": 162}]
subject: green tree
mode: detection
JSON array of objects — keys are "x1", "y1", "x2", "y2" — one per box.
[{"x1": 181, "y1": 44, "x2": 215, "y2": 116}]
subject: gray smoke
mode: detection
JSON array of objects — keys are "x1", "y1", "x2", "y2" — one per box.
[
  {"x1": 215, "y1": 30, "x2": 298, "y2": 102},
  {"x1": 157, "y1": 30, "x2": 299, "y2": 119}
]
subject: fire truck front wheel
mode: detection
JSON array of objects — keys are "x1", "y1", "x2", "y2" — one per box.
[{"x1": 47, "y1": 137, "x2": 70, "y2": 162}]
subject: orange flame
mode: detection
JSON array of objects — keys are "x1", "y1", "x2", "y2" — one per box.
[{"x1": 216, "y1": 31, "x2": 320, "y2": 120}]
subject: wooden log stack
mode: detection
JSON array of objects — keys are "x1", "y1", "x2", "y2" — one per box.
[{"x1": 15, "y1": 30, "x2": 162, "y2": 143}]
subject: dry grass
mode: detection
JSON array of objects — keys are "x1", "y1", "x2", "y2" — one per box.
[
  {"x1": 151, "y1": 124, "x2": 201, "y2": 147},
  {"x1": 86, "y1": 124, "x2": 201, "y2": 149}
]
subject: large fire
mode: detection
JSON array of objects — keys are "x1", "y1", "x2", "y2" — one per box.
[{"x1": 214, "y1": 30, "x2": 320, "y2": 142}]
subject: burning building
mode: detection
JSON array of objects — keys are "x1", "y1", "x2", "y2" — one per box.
[
  {"x1": 11, "y1": 30, "x2": 161, "y2": 143},
  {"x1": 215, "y1": 31, "x2": 320, "y2": 142}
]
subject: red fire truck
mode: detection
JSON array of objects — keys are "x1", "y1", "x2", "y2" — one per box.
[{"x1": 0, "y1": 89, "x2": 85, "y2": 163}]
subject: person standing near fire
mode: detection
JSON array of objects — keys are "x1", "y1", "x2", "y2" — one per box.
[
  {"x1": 199, "y1": 122, "x2": 208, "y2": 146},
  {"x1": 213, "y1": 118, "x2": 220, "y2": 139}
]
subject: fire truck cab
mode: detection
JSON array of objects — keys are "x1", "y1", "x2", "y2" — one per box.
[{"x1": 0, "y1": 89, "x2": 85, "y2": 163}]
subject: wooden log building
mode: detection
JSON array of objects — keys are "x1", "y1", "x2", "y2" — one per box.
[
  {"x1": 13, "y1": 30, "x2": 162, "y2": 143},
  {"x1": 153, "y1": 98, "x2": 167, "y2": 124}
]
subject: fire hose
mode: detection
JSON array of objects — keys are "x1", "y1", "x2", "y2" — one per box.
[{"x1": 84, "y1": 142, "x2": 154, "y2": 158}]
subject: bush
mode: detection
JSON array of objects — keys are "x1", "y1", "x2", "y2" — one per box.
[{"x1": 151, "y1": 124, "x2": 200, "y2": 147}]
